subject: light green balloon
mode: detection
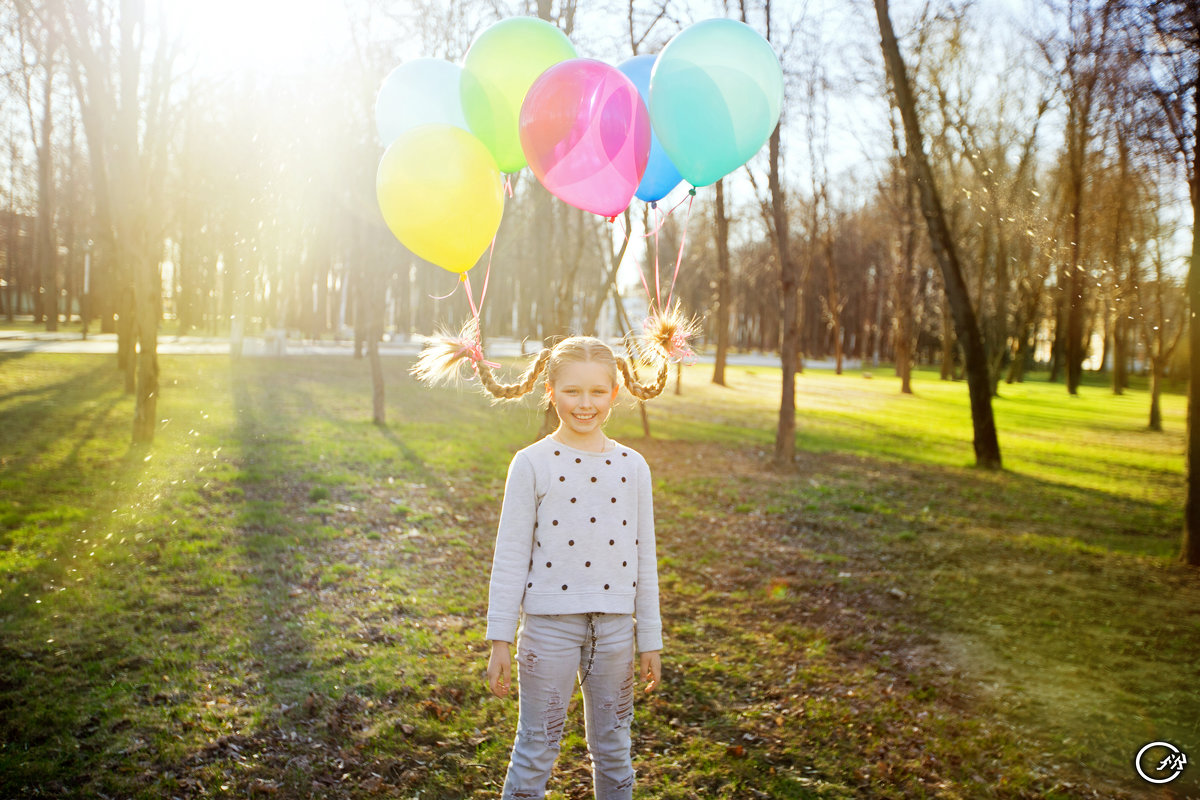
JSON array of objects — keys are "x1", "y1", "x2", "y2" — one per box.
[
  {"x1": 649, "y1": 19, "x2": 783, "y2": 187},
  {"x1": 462, "y1": 17, "x2": 577, "y2": 173}
]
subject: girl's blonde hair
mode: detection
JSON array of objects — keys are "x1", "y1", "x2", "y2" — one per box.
[{"x1": 410, "y1": 303, "x2": 697, "y2": 403}]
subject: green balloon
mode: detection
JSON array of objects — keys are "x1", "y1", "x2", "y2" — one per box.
[
  {"x1": 462, "y1": 17, "x2": 577, "y2": 173},
  {"x1": 649, "y1": 19, "x2": 783, "y2": 187}
]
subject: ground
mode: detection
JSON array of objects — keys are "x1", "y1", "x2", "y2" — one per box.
[{"x1": 0, "y1": 352, "x2": 1196, "y2": 799}]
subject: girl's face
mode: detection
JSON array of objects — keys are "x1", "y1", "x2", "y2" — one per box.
[{"x1": 548, "y1": 359, "x2": 619, "y2": 438}]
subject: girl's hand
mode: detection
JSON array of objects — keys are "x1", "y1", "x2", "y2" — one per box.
[
  {"x1": 488, "y1": 641, "x2": 513, "y2": 698},
  {"x1": 640, "y1": 650, "x2": 661, "y2": 693}
]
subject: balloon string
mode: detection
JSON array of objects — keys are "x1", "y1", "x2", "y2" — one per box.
[
  {"x1": 653, "y1": 203, "x2": 662, "y2": 311},
  {"x1": 503, "y1": 174, "x2": 514, "y2": 198},
  {"x1": 462, "y1": 270, "x2": 500, "y2": 370},
  {"x1": 478, "y1": 235, "x2": 496, "y2": 314},
  {"x1": 664, "y1": 190, "x2": 696, "y2": 312},
  {"x1": 430, "y1": 277, "x2": 460, "y2": 301},
  {"x1": 638, "y1": 191, "x2": 695, "y2": 240},
  {"x1": 615, "y1": 213, "x2": 654, "y2": 309}
]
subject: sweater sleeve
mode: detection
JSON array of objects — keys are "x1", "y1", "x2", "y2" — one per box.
[
  {"x1": 485, "y1": 451, "x2": 537, "y2": 643},
  {"x1": 634, "y1": 457, "x2": 663, "y2": 652}
]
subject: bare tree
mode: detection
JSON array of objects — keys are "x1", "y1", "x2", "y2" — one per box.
[
  {"x1": 874, "y1": 0, "x2": 1002, "y2": 469},
  {"x1": 711, "y1": 178, "x2": 731, "y2": 386},
  {"x1": 12, "y1": 1, "x2": 60, "y2": 330},
  {"x1": 1137, "y1": 233, "x2": 1187, "y2": 432},
  {"x1": 1124, "y1": 0, "x2": 1200, "y2": 565},
  {"x1": 55, "y1": 0, "x2": 179, "y2": 443},
  {"x1": 1038, "y1": 0, "x2": 1116, "y2": 395}
]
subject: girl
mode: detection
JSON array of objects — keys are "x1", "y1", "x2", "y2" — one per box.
[{"x1": 412, "y1": 325, "x2": 684, "y2": 800}]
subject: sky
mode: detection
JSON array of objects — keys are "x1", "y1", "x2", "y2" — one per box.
[{"x1": 161, "y1": 0, "x2": 1192, "y2": 283}]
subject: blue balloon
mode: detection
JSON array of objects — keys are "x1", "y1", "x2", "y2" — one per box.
[{"x1": 617, "y1": 54, "x2": 683, "y2": 203}]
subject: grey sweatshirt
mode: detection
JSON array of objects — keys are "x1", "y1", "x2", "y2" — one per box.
[{"x1": 485, "y1": 435, "x2": 663, "y2": 652}]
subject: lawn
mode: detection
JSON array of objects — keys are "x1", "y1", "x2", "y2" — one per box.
[{"x1": 0, "y1": 351, "x2": 1195, "y2": 799}]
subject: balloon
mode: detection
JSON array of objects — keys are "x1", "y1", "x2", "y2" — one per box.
[
  {"x1": 617, "y1": 54, "x2": 682, "y2": 203},
  {"x1": 375, "y1": 58, "x2": 470, "y2": 147},
  {"x1": 376, "y1": 124, "x2": 504, "y2": 273},
  {"x1": 519, "y1": 59, "x2": 650, "y2": 218},
  {"x1": 649, "y1": 19, "x2": 783, "y2": 187},
  {"x1": 462, "y1": 17, "x2": 577, "y2": 173}
]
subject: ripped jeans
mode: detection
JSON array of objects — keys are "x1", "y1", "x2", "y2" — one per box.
[{"x1": 501, "y1": 612, "x2": 637, "y2": 800}]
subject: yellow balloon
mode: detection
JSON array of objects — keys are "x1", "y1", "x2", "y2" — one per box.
[{"x1": 376, "y1": 124, "x2": 504, "y2": 273}]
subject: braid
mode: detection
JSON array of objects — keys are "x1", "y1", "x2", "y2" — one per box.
[
  {"x1": 616, "y1": 355, "x2": 669, "y2": 400},
  {"x1": 477, "y1": 348, "x2": 552, "y2": 401}
]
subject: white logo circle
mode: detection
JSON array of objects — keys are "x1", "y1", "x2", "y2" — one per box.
[{"x1": 1135, "y1": 741, "x2": 1187, "y2": 784}]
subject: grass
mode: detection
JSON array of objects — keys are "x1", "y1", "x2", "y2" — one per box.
[{"x1": 0, "y1": 351, "x2": 1195, "y2": 799}]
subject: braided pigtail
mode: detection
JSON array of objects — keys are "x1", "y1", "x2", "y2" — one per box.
[
  {"x1": 411, "y1": 319, "x2": 550, "y2": 402},
  {"x1": 616, "y1": 355, "x2": 670, "y2": 400},
  {"x1": 641, "y1": 300, "x2": 701, "y2": 364},
  {"x1": 477, "y1": 348, "x2": 552, "y2": 401},
  {"x1": 409, "y1": 318, "x2": 487, "y2": 387}
]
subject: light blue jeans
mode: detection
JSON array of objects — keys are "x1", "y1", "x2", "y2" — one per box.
[{"x1": 501, "y1": 612, "x2": 637, "y2": 800}]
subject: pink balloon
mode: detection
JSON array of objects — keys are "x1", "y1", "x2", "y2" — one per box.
[{"x1": 519, "y1": 59, "x2": 650, "y2": 218}]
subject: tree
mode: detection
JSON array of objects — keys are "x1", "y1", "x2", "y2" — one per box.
[
  {"x1": 1137, "y1": 232, "x2": 1187, "y2": 432},
  {"x1": 1125, "y1": 0, "x2": 1200, "y2": 565},
  {"x1": 711, "y1": 178, "x2": 731, "y2": 386},
  {"x1": 55, "y1": 0, "x2": 179, "y2": 442},
  {"x1": 1039, "y1": 0, "x2": 1116, "y2": 395},
  {"x1": 873, "y1": 0, "x2": 1002, "y2": 469},
  {"x1": 12, "y1": 1, "x2": 61, "y2": 331}
]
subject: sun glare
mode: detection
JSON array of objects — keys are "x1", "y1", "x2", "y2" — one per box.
[{"x1": 174, "y1": 0, "x2": 348, "y2": 77}]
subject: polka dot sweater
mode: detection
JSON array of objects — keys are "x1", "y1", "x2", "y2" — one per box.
[{"x1": 485, "y1": 435, "x2": 663, "y2": 652}]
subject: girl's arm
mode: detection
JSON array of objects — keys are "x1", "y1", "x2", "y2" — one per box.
[
  {"x1": 634, "y1": 457, "x2": 663, "y2": 654},
  {"x1": 485, "y1": 453, "x2": 537, "y2": 644}
]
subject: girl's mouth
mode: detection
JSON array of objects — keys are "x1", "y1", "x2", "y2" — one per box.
[{"x1": 573, "y1": 412, "x2": 597, "y2": 422}]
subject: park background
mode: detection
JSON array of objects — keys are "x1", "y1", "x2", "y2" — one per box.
[{"x1": 2, "y1": 0, "x2": 1199, "y2": 798}]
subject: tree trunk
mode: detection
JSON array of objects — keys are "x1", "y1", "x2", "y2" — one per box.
[
  {"x1": 35, "y1": 59, "x2": 57, "y2": 332},
  {"x1": 940, "y1": 300, "x2": 954, "y2": 380},
  {"x1": 1049, "y1": 275, "x2": 1064, "y2": 382},
  {"x1": 1112, "y1": 314, "x2": 1127, "y2": 396},
  {"x1": 712, "y1": 178, "x2": 731, "y2": 387},
  {"x1": 825, "y1": 232, "x2": 843, "y2": 375},
  {"x1": 131, "y1": 255, "x2": 159, "y2": 443},
  {"x1": 896, "y1": 180, "x2": 917, "y2": 394},
  {"x1": 118, "y1": 283, "x2": 135, "y2": 392},
  {"x1": 874, "y1": 0, "x2": 1001, "y2": 469},
  {"x1": 370, "y1": 323, "x2": 385, "y2": 425},
  {"x1": 1183, "y1": 77, "x2": 1200, "y2": 566},
  {"x1": 1150, "y1": 356, "x2": 1163, "y2": 432},
  {"x1": 989, "y1": 230, "x2": 1009, "y2": 396},
  {"x1": 771, "y1": 121, "x2": 799, "y2": 467}
]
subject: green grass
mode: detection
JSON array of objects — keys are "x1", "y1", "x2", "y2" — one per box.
[{"x1": 0, "y1": 352, "x2": 1194, "y2": 799}]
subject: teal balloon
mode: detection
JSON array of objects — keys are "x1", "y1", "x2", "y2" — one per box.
[{"x1": 649, "y1": 19, "x2": 783, "y2": 187}]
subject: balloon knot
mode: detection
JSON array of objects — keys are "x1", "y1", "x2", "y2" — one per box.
[
  {"x1": 607, "y1": 215, "x2": 617, "y2": 224},
  {"x1": 650, "y1": 201, "x2": 658, "y2": 210},
  {"x1": 688, "y1": 187, "x2": 697, "y2": 196}
]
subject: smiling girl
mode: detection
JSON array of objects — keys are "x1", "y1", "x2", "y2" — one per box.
[{"x1": 411, "y1": 332, "x2": 672, "y2": 800}]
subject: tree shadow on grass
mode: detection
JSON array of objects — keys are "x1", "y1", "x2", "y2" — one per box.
[
  {"x1": 642, "y1": 438, "x2": 1196, "y2": 798},
  {"x1": 0, "y1": 359, "x2": 129, "y2": 612}
]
